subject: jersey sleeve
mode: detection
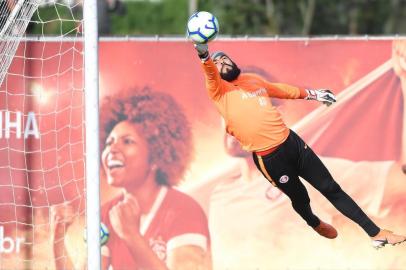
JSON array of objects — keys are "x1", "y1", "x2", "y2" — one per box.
[
  {"x1": 165, "y1": 193, "x2": 210, "y2": 253},
  {"x1": 100, "y1": 196, "x2": 142, "y2": 270},
  {"x1": 250, "y1": 74, "x2": 307, "y2": 99},
  {"x1": 201, "y1": 58, "x2": 226, "y2": 100},
  {"x1": 266, "y1": 82, "x2": 307, "y2": 99}
]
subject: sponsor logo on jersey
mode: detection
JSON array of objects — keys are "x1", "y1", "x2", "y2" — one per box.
[
  {"x1": 241, "y1": 88, "x2": 267, "y2": 99},
  {"x1": 149, "y1": 236, "x2": 167, "y2": 261}
]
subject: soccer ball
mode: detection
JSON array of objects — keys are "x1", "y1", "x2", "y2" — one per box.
[
  {"x1": 100, "y1": 222, "x2": 109, "y2": 246},
  {"x1": 83, "y1": 222, "x2": 110, "y2": 246},
  {"x1": 187, "y1": 11, "x2": 219, "y2": 44}
]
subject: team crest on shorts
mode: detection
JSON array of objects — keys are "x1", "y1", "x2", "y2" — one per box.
[{"x1": 279, "y1": 175, "x2": 289, "y2": 183}]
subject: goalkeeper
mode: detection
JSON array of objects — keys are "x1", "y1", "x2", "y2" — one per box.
[{"x1": 192, "y1": 42, "x2": 406, "y2": 248}]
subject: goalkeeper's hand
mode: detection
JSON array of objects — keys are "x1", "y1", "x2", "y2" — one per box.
[
  {"x1": 194, "y1": 43, "x2": 209, "y2": 61},
  {"x1": 305, "y1": 89, "x2": 337, "y2": 106}
]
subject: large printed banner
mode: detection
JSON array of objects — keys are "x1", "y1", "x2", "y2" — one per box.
[
  {"x1": 97, "y1": 39, "x2": 406, "y2": 270},
  {"x1": 0, "y1": 39, "x2": 405, "y2": 269}
]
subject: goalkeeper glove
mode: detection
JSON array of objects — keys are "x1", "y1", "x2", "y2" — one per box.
[
  {"x1": 305, "y1": 89, "x2": 337, "y2": 106},
  {"x1": 194, "y1": 43, "x2": 209, "y2": 61}
]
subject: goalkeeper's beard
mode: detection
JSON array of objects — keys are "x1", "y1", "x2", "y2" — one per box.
[{"x1": 220, "y1": 62, "x2": 241, "y2": 82}]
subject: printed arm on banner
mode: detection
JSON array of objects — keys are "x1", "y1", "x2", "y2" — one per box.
[
  {"x1": 305, "y1": 89, "x2": 337, "y2": 106},
  {"x1": 50, "y1": 203, "x2": 81, "y2": 270}
]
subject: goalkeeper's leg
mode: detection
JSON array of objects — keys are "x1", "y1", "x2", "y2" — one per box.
[
  {"x1": 297, "y1": 136, "x2": 406, "y2": 247},
  {"x1": 252, "y1": 143, "x2": 337, "y2": 239}
]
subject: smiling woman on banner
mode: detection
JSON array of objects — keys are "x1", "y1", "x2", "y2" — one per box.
[{"x1": 51, "y1": 88, "x2": 211, "y2": 270}]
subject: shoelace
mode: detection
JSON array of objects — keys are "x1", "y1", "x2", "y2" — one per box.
[{"x1": 372, "y1": 239, "x2": 388, "y2": 249}]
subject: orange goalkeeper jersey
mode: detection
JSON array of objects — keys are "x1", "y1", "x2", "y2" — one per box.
[{"x1": 201, "y1": 58, "x2": 307, "y2": 152}]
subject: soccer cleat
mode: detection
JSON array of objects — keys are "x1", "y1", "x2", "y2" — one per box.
[
  {"x1": 313, "y1": 220, "x2": 338, "y2": 239},
  {"x1": 371, "y1": 229, "x2": 406, "y2": 249}
]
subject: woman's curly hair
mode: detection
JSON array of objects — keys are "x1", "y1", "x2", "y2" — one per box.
[{"x1": 100, "y1": 87, "x2": 193, "y2": 186}]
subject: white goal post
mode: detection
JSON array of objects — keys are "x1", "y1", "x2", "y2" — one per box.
[
  {"x1": 84, "y1": 0, "x2": 101, "y2": 269},
  {"x1": 0, "y1": 0, "x2": 101, "y2": 269}
]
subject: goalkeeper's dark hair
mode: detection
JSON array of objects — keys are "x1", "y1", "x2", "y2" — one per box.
[{"x1": 100, "y1": 87, "x2": 193, "y2": 186}]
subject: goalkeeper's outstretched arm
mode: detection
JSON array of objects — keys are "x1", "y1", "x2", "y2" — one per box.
[{"x1": 193, "y1": 43, "x2": 228, "y2": 100}]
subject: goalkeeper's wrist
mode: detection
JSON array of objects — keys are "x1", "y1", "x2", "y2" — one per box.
[
  {"x1": 299, "y1": 88, "x2": 308, "y2": 99},
  {"x1": 198, "y1": 51, "x2": 209, "y2": 62},
  {"x1": 304, "y1": 89, "x2": 317, "y2": 100}
]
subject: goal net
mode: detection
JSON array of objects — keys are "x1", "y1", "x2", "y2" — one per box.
[{"x1": 0, "y1": 0, "x2": 98, "y2": 269}]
